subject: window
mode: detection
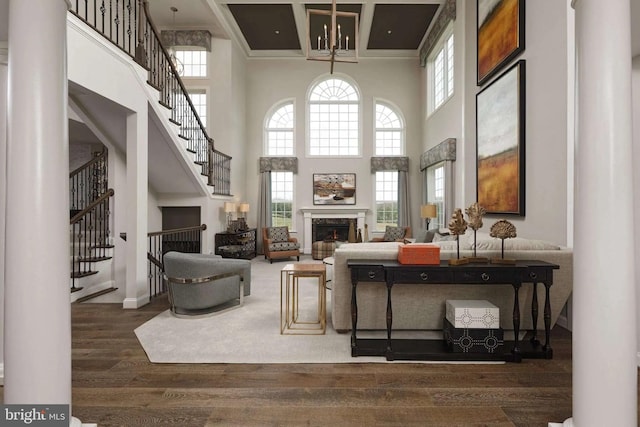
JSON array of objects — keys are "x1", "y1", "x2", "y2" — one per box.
[
  {"x1": 266, "y1": 102, "x2": 294, "y2": 156},
  {"x1": 308, "y1": 77, "x2": 360, "y2": 156},
  {"x1": 375, "y1": 102, "x2": 404, "y2": 155},
  {"x1": 174, "y1": 49, "x2": 207, "y2": 77},
  {"x1": 188, "y1": 89, "x2": 207, "y2": 128},
  {"x1": 427, "y1": 26, "x2": 454, "y2": 115},
  {"x1": 374, "y1": 171, "x2": 398, "y2": 231},
  {"x1": 426, "y1": 162, "x2": 446, "y2": 229},
  {"x1": 271, "y1": 171, "x2": 294, "y2": 228}
]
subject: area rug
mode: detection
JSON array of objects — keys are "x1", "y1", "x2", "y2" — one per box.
[{"x1": 135, "y1": 256, "x2": 505, "y2": 364}]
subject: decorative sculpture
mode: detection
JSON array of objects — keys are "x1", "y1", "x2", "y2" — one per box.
[
  {"x1": 489, "y1": 219, "x2": 517, "y2": 264},
  {"x1": 348, "y1": 219, "x2": 356, "y2": 243},
  {"x1": 448, "y1": 208, "x2": 469, "y2": 265},
  {"x1": 465, "y1": 202, "x2": 488, "y2": 263}
]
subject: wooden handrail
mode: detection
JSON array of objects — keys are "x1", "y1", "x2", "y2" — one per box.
[
  {"x1": 69, "y1": 149, "x2": 107, "y2": 177},
  {"x1": 140, "y1": 0, "x2": 211, "y2": 144},
  {"x1": 70, "y1": 188, "x2": 115, "y2": 224},
  {"x1": 147, "y1": 223, "x2": 207, "y2": 237}
]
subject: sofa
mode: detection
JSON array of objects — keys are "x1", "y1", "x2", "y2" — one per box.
[{"x1": 330, "y1": 234, "x2": 573, "y2": 332}]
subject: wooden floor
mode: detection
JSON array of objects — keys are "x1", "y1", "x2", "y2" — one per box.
[
  {"x1": 2, "y1": 294, "x2": 579, "y2": 426},
  {"x1": 63, "y1": 295, "x2": 578, "y2": 426}
]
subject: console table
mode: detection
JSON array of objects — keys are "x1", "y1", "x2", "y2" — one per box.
[
  {"x1": 347, "y1": 259, "x2": 559, "y2": 362},
  {"x1": 214, "y1": 229, "x2": 256, "y2": 259}
]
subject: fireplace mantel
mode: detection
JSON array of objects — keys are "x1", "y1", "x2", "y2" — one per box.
[{"x1": 300, "y1": 208, "x2": 369, "y2": 254}]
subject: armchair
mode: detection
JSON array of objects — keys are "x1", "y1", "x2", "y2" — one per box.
[
  {"x1": 163, "y1": 251, "x2": 251, "y2": 317},
  {"x1": 370, "y1": 226, "x2": 412, "y2": 242},
  {"x1": 262, "y1": 226, "x2": 301, "y2": 263}
]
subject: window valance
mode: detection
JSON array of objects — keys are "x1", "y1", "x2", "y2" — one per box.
[
  {"x1": 161, "y1": 30, "x2": 212, "y2": 52},
  {"x1": 419, "y1": 0, "x2": 456, "y2": 66},
  {"x1": 259, "y1": 157, "x2": 298, "y2": 173},
  {"x1": 371, "y1": 157, "x2": 409, "y2": 173},
  {"x1": 420, "y1": 138, "x2": 456, "y2": 170}
]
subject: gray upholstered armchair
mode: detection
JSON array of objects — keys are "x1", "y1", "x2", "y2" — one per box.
[{"x1": 163, "y1": 251, "x2": 251, "y2": 317}]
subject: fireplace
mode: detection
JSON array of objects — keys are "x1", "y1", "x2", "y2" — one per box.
[
  {"x1": 312, "y1": 218, "x2": 352, "y2": 242},
  {"x1": 301, "y1": 208, "x2": 368, "y2": 255}
]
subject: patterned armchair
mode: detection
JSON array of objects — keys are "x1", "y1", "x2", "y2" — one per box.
[{"x1": 262, "y1": 226, "x2": 300, "y2": 263}]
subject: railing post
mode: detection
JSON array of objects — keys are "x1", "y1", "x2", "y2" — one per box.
[{"x1": 134, "y1": 0, "x2": 147, "y2": 66}]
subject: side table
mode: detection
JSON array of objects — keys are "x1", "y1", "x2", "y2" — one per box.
[{"x1": 280, "y1": 263, "x2": 327, "y2": 335}]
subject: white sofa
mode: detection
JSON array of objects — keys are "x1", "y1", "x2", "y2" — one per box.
[{"x1": 331, "y1": 237, "x2": 573, "y2": 332}]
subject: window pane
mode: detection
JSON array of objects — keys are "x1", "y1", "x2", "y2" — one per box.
[
  {"x1": 374, "y1": 171, "x2": 398, "y2": 231},
  {"x1": 309, "y1": 78, "x2": 359, "y2": 156},
  {"x1": 175, "y1": 50, "x2": 207, "y2": 77},
  {"x1": 271, "y1": 171, "x2": 294, "y2": 228},
  {"x1": 375, "y1": 103, "x2": 403, "y2": 155},
  {"x1": 266, "y1": 102, "x2": 294, "y2": 156}
]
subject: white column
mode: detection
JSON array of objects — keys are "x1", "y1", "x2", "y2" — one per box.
[
  {"x1": 573, "y1": 0, "x2": 637, "y2": 426},
  {"x1": 0, "y1": 41, "x2": 7, "y2": 385},
  {"x1": 123, "y1": 107, "x2": 149, "y2": 309},
  {"x1": 4, "y1": 0, "x2": 71, "y2": 403}
]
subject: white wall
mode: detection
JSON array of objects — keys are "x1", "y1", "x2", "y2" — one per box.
[
  {"x1": 0, "y1": 42, "x2": 8, "y2": 382},
  {"x1": 632, "y1": 54, "x2": 640, "y2": 363},
  {"x1": 243, "y1": 57, "x2": 424, "y2": 240},
  {"x1": 424, "y1": 0, "x2": 570, "y2": 246}
]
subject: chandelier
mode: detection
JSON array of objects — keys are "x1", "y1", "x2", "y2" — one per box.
[{"x1": 306, "y1": 0, "x2": 359, "y2": 74}]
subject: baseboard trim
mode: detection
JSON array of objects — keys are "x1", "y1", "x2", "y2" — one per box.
[
  {"x1": 556, "y1": 313, "x2": 571, "y2": 331},
  {"x1": 70, "y1": 280, "x2": 115, "y2": 303},
  {"x1": 123, "y1": 295, "x2": 150, "y2": 309}
]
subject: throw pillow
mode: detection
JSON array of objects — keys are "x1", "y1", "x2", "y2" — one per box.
[
  {"x1": 268, "y1": 226, "x2": 289, "y2": 243},
  {"x1": 383, "y1": 226, "x2": 406, "y2": 241},
  {"x1": 414, "y1": 228, "x2": 429, "y2": 243}
]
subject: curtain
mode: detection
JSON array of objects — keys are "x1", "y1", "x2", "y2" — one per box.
[
  {"x1": 257, "y1": 157, "x2": 298, "y2": 254},
  {"x1": 257, "y1": 171, "x2": 272, "y2": 255},
  {"x1": 419, "y1": 0, "x2": 456, "y2": 66},
  {"x1": 397, "y1": 170, "x2": 411, "y2": 228}
]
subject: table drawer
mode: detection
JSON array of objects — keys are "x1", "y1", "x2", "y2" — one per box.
[
  {"x1": 353, "y1": 266, "x2": 386, "y2": 282},
  {"x1": 522, "y1": 267, "x2": 552, "y2": 283},
  {"x1": 392, "y1": 269, "x2": 453, "y2": 283},
  {"x1": 453, "y1": 269, "x2": 518, "y2": 284}
]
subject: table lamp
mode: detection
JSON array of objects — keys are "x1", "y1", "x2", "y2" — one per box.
[
  {"x1": 224, "y1": 202, "x2": 236, "y2": 230},
  {"x1": 420, "y1": 204, "x2": 437, "y2": 230},
  {"x1": 239, "y1": 203, "x2": 250, "y2": 218}
]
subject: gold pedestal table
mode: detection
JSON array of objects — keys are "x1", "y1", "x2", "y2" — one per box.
[{"x1": 280, "y1": 263, "x2": 326, "y2": 334}]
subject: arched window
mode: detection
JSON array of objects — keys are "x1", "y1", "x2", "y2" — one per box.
[
  {"x1": 308, "y1": 77, "x2": 360, "y2": 156},
  {"x1": 263, "y1": 101, "x2": 296, "y2": 229},
  {"x1": 374, "y1": 101, "x2": 404, "y2": 155},
  {"x1": 265, "y1": 102, "x2": 294, "y2": 156}
]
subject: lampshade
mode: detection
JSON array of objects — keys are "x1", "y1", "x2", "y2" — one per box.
[
  {"x1": 239, "y1": 203, "x2": 250, "y2": 213},
  {"x1": 420, "y1": 204, "x2": 437, "y2": 219},
  {"x1": 224, "y1": 202, "x2": 236, "y2": 213}
]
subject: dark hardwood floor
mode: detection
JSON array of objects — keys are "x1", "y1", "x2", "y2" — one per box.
[
  {"x1": 4, "y1": 295, "x2": 578, "y2": 426},
  {"x1": 67, "y1": 295, "x2": 576, "y2": 426}
]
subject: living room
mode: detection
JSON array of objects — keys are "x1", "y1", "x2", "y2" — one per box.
[{"x1": 1, "y1": 0, "x2": 640, "y2": 425}]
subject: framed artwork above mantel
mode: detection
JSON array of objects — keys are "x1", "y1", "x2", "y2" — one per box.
[{"x1": 313, "y1": 173, "x2": 356, "y2": 205}]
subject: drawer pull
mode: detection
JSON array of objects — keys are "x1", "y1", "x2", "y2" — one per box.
[
  {"x1": 530, "y1": 272, "x2": 538, "y2": 280},
  {"x1": 368, "y1": 271, "x2": 377, "y2": 279},
  {"x1": 481, "y1": 273, "x2": 490, "y2": 281},
  {"x1": 420, "y1": 272, "x2": 429, "y2": 281}
]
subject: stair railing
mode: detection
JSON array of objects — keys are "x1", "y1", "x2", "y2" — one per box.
[
  {"x1": 70, "y1": 149, "x2": 108, "y2": 214},
  {"x1": 146, "y1": 224, "x2": 208, "y2": 298},
  {"x1": 70, "y1": 188, "x2": 115, "y2": 292},
  {"x1": 69, "y1": 0, "x2": 232, "y2": 196}
]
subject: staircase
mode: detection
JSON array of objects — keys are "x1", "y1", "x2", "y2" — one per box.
[{"x1": 69, "y1": 149, "x2": 116, "y2": 301}]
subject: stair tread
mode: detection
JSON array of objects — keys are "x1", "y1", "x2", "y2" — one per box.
[
  {"x1": 79, "y1": 256, "x2": 113, "y2": 262},
  {"x1": 71, "y1": 271, "x2": 98, "y2": 279},
  {"x1": 92, "y1": 244, "x2": 115, "y2": 249}
]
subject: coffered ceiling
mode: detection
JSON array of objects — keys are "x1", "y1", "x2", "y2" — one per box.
[{"x1": 146, "y1": 0, "x2": 444, "y2": 59}]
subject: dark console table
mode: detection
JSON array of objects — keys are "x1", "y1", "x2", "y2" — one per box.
[
  {"x1": 215, "y1": 229, "x2": 256, "y2": 259},
  {"x1": 347, "y1": 259, "x2": 559, "y2": 362}
]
